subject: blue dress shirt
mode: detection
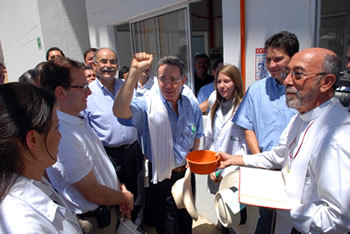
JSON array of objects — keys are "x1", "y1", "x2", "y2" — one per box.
[
  {"x1": 197, "y1": 81, "x2": 215, "y2": 104},
  {"x1": 232, "y1": 77, "x2": 297, "y2": 152},
  {"x1": 85, "y1": 78, "x2": 138, "y2": 147},
  {"x1": 118, "y1": 88, "x2": 203, "y2": 167}
]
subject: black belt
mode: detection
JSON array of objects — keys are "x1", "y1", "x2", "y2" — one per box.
[
  {"x1": 77, "y1": 208, "x2": 99, "y2": 218},
  {"x1": 291, "y1": 228, "x2": 301, "y2": 234},
  {"x1": 107, "y1": 141, "x2": 137, "y2": 151},
  {"x1": 77, "y1": 206, "x2": 113, "y2": 219}
]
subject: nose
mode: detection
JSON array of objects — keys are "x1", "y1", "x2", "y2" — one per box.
[
  {"x1": 85, "y1": 87, "x2": 92, "y2": 96},
  {"x1": 283, "y1": 72, "x2": 294, "y2": 86},
  {"x1": 268, "y1": 60, "x2": 277, "y2": 69}
]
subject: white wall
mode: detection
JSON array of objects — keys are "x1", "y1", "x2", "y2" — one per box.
[
  {"x1": 0, "y1": 0, "x2": 44, "y2": 81},
  {"x1": 37, "y1": 0, "x2": 90, "y2": 62},
  {"x1": 0, "y1": 0, "x2": 90, "y2": 81},
  {"x1": 223, "y1": 0, "x2": 316, "y2": 88}
]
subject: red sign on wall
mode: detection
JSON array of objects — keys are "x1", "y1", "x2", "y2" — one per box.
[{"x1": 255, "y1": 48, "x2": 269, "y2": 80}]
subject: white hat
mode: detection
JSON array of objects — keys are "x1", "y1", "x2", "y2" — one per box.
[
  {"x1": 214, "y1": 169, "x2": 259, "y2": 234},
  {"x1": 171, "y1": 168, "x2": 198, "y2": 220}
]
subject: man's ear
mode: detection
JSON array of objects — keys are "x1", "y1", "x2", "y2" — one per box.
[
  {"x1": 320, "y1": 74, "x2": 336, "y2": 93},
  {"x1": 55, "y1": 86, "x2": 66, "y2": 101},
  {"x1": 182, "y1": 75, "x2": 188, "y2": 85}
]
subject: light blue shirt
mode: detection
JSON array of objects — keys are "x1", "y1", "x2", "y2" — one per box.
[
  {"x1": 233, "y1": 77, "x2": 297, "y2": 152},
  {"x1": 197, "y1": 81, "x2": 215, "y2": 104},
  {"x1": 118, "y1": 88, "x2": 204, "y2": 167},
  {"x1": 85, "y1": 78, "x2": 138, "y2": 147}
]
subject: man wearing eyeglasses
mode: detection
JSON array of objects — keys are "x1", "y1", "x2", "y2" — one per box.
[
  {"x1": 85, "y1": 48, "x2": 145, "y2": 230},
  {"x1": 217, "y1": 48, "x2": 350, "y2": 233},
  {"x1": 114, "y1": 53, "x2": 203, "y2": 234},
  {"x1": 40, "y1": 57, "x2": 134, "y2": 233}
]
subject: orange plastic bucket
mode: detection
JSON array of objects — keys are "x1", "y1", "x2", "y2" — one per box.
[{"x1": 186, "y1": 150, "x2": 220, "y2": 174}]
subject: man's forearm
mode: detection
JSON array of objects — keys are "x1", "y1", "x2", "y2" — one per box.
[
  {"x1": 192, "y1": 138, "x2": 201, "y2": 151},
  {"x1": 113, "y1": 67, "x2": 140, "y2": 119},
  {"x1": 245, "y1": 129, "x2": 261, "y2": 154},
  {"x1": 73, "y1": 170, "x2": 133, "y2": 208},
  {"x1": 86, "y1": 184, "x2": 131, "y2": 206}
]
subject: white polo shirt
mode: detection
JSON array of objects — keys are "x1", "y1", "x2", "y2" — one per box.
[{"x1": 46, "y1": 110, "x2": 120, "y2": 214}]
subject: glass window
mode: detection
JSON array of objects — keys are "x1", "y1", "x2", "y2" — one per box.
[{"x1": 131, "y1": 8, "x2": 193, "y2": 89}]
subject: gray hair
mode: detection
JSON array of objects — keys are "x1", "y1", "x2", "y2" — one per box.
[
  {"x1": 93, "y1": 48, "x2": 118, "y2": 64},
  {"x1": 156, "y1": 56, "x2": 186, "y2": 78},
  {"x1": 322, "y1": 54, "x2": 341, "y2": 84}
]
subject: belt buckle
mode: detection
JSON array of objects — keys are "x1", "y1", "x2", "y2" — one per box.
[{"x1": 124, "y1": 144, "x2": 131, "y2": 150}]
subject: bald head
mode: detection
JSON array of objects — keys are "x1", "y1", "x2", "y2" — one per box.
[{"x1": 283, "y1": 48, "x2": 340, "y2": 113}]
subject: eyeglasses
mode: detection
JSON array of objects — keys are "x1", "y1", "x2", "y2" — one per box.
[
  {"x1": 158, "y1": 77, "x2": 183, "y2": 85},
  {"x1": 281, "y1": 69, "x2": 328, "y2": 80},
  {"x1": 69, "y1": 84, "x2": 89, "y2": 91}
]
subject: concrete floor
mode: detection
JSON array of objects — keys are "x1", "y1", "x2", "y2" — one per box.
[{"x1": 144, "y1": 215, "x2": 221, "y2": 234}]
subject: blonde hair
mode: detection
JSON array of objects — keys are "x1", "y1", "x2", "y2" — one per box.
[{"x1": 210, "y1": 64, "x2": 243, "y2": 128}]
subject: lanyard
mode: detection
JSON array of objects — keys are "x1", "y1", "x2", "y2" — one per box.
[{"x1": 288, "y1": 120, "x2": 316, "y2": 160}]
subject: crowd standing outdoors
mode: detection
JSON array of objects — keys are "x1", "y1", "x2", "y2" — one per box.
[{"x1": 0, "y1": 29, "x2": 349, "y2": 234}]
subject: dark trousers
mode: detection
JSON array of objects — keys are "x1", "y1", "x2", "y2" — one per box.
[
  {"x1": 255, "y1": 207, "x2": 275, "y2": 234},
  {"x1": 104, "y1": 141, "x2": 145, "y2": 229},
  {"x1": 145, "y1": 165, "x2": 195, "y2": 234}
]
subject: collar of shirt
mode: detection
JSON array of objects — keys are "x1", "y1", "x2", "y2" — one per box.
[
  {"x1": 8, "y1": 175, "x2": 61, "y2": 222},
  {"x1": 271, "y1": 76, "x2": 285, "y2": 92},
  {"x1": 96, "y1": 77, "x2": 123, "y2": 97},
  {"x1": 159, "y1": 87, "x2": 187, "y2": 113},
  {"x1": 137, "y1": 76, "x2": 155, "y2": 90},
  {"x1": 299, "y1": 98, "x2": 335, "y2": 122},
  {"x1": 57, "y1": 110, "x2": 84, "y2": 126}
]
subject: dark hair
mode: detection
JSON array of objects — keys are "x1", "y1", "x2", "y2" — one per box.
[
  {"x1": 35, "y1": 61, "x2": 46, "y2": 72},
  {"x1": 46, "y1": 47, "x2": 65, "y2": 61},
  {"x1": 40, "y1": 57, "x2": 83, "y2": 93},
  {"x1": 0, "y1": 62, "x2": 5, "y2": 69},
  {"x1": 84, "y1": 48, "x2": 97, "y2": 60},
  {"x1": 264, "y1": 31, "x2": 299, "y2": 58},
  {"x1": 194, "y1": 53, "x2": 211, "y2": 67},
  {"x1": 83, "y1": 65, "x2": 94, "y2": 71},
  {"x1": 119, "y1": 65, "x2": 130, "y2": 79},
  {"x1": 0, "y1": 83, "x2": 56, "y2": 201},
  {"x1": 213, "y1": 58, "x2": 223, "y2": 71},
  {"x1": 210, "y1": 65, "x2": 243, "y2": 127},
  {"x1": 18, "y1": 69, "x2": 39, "y2": 85},
  {"x1": 156, "y1": 56, "x2": 186, "y2": 78}
]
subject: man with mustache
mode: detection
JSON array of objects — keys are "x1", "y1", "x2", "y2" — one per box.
[
  {"x1": 218, "y1": 48, "x2": 350, "y2": 233},
  {"x1": 232, "y1": 31, "x2": 299, "y2": 233},
  {"x1": 85, "y1": 48, "x2": 145, "y2": 229}
]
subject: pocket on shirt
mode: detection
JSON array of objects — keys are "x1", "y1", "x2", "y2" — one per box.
[{"x1": 181, "y1": 124, "x2": 196, "y2": 151}]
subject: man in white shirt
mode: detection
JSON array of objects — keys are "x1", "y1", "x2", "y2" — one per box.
[
  {"x1": 218, "y1": 48, "x2": 350, "y2": 233},
  {"x1": 40, "y1": 57, "x2": 134, "y2": 234}
]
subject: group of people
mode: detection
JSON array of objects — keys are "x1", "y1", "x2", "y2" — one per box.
[{"x1": 0, "y1": 29, "x2": 349, "y2": 234}]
